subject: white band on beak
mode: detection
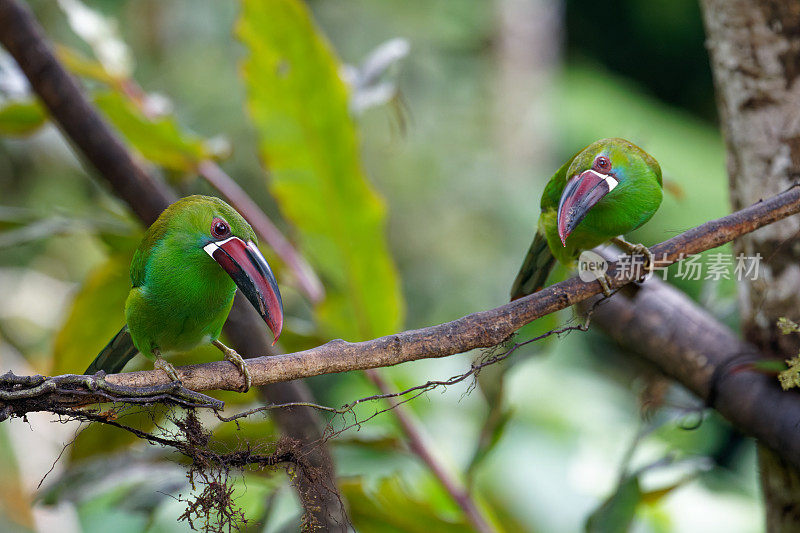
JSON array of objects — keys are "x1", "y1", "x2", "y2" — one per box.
[
  {"x1": 600, "y1": 172, "x2": 618, "y2": 192},
  {"x1": 203, "y1": 236, "x2": 238, "y2": 258}
]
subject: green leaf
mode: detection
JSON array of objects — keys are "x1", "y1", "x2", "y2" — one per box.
[
  {"x1": 341, "y1": 477, "x2": 473, "y2": 533},
  {"x1": 238, "y1": 0, "x2": 403, "y2": 340},
  {"x1": 93, "y1": 91, "x2": 213, "y2": 172},
  {"x1": 52, "y1": 251, "x2": 133, "y2": 376},
  {"x1": 585, "y1": 476, "x2": 641, "y2": 533},
  {"x1": 0, "y1": 100, "x2": 47, "y2": 136},
  {"x1": 56, "y1": 44, "x2": 117, "y2": 85}
]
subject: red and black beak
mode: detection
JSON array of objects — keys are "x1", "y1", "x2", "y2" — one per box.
[
  {"x1": 557, "y1": 169, "x2": 619, "y2": 246},
  {"x1": 204, "y1": 237, "x2": 283, "y2": 342}
]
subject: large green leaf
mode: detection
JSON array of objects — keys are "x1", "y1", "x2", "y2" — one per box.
[
  {"x1": 0, "y1": 100, "x2": 47, "y2": 136},
  {"x1": 238, "y1": 0, "x2": 403, "y2": 340}
]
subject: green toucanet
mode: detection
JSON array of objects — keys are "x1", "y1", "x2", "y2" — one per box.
[
  {"x1": 510, "y1": 138, "x2": 663, "y2": 299},
  {"x1": 85, "y1": 195, "x2": 284, "y2": 391}
]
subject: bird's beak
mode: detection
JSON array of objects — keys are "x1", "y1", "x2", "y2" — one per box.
[
  {"x1": 557, "y1": 169, "x2": 618, "y2": 246},
  {"x1": 203, "y1": 237, "x2": 284, "y2": 343}
]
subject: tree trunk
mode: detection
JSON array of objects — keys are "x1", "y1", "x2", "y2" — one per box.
[{"x1": 700, "y1": 1, "x2": 800, "y2": 530}]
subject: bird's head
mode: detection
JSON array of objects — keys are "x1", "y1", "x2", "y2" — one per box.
[
  {"x1": 158, "y1": 195, "x2": 283, "y2": 343},
  {"x1": 557, "y1": 138, "x2": 661, "y2": 246}
]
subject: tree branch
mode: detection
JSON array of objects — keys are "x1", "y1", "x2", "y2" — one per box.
[
  {"x1": 84, "y1": 183, "x2": 799, "y2": 391},
  {"x1": 584, "y1": 273, "x2": 800, "y2": 471},
  {"x1": 2, "y1": 184, "x2": 798, "y2": 407}
]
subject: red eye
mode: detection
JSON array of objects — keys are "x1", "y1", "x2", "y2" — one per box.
[
  {"x1": 211, "y1": 217, "x2": 230, "y2": 239},
  {"x1": 594, "y1": 156, "x2": 611, "y2": 172}
]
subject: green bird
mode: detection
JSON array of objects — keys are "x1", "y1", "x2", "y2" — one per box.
[
  {"x1": 510, "y1": 138, "x2": 662, "y2": 299},
  {"x1": 85, "y1": 195, "x2": 284, "y2": 391}
]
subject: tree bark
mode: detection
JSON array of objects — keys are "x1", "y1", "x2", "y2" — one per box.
[{"x1": 701, "y1": 1, "x2": 800, "y2": 530}]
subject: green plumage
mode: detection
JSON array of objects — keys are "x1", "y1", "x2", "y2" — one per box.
[
  {"x1": 511, "y1": 138, "x2": 662, "y2": 299},
  {"x1": 86, "y1": 196, "x2": 258, "y2": 374}
]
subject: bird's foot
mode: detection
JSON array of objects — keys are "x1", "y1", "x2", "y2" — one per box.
[
  {"x1": 153, "y1": 354, "x2": 180, "y2": 382},
  {"x1": 611, "y1": 236, "x2": 654, "y2": 282},
  {"x1": 213, "y1": 340, "x2": 251, "y2": 392},
  {"x1": 598, "y1": 273, "x2": 614, "y2": 297}
]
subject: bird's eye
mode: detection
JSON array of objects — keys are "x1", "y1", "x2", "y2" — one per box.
[
  {"x1": 594, "y1": 156, "x2": 611, "y2": 173},
  {"x1": 211, "y1": 217, "x2": 230, "y2": 239}
]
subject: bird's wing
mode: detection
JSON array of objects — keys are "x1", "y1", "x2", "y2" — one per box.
[
  {"x1": 129, "y1": 211, "x2": 173, "y2": 287},
  {"x1": 130, "y1": 247, "x2": 146, "y2": 288},
  {"x1": 509, "y1": 226, "x2": 556, "y2": 300}
]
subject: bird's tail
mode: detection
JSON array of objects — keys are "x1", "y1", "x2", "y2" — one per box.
[
  {"x1": 510, "y1": 230, "x2": 556, "y2": 300},
  {"x1": 85, "y1": 325, "x2": 139, "y2": 375}
]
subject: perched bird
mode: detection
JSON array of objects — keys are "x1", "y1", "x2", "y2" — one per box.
[
  {"x1": 85, "y1": 195, "x2": 284, "y2": 391},
  {"x1": 510, "y1": 138, "x2": 662, "y2": 299}
]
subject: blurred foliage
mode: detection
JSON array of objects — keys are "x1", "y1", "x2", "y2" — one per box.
[
  {"x1": 341, "y1": 477, "x2": 473, "y2": 532},
  {"x1": 0, "y1": 101, "x2": 47, "y2": 136},
  {"x1": 0, "y1": 424, "x2": 32, "y2": 532},
  {"x1": 585, "y1": 475, "x2": 640, "y2": 533},
  {"x1": 51, "y1": 251, "x2": 132, "y2": 376},
  {"x1": 238, "y1": 0, "x2": 403, "y2": 341},
  {"x1": 93, "y1": 90, "x2": 219, "y2": 173},
  {"x1": 0, "y1": 0, "x2": 766, "y2": 531}
]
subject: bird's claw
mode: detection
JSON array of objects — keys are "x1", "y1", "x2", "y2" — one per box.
[
  {"x1": 598, "y1": 273, "x2": 614, "y2": 297},
  {"x1": 153, "y1": 355, "x2": 180, "y2": 382},
  {"x1": 225, "y1": 351, "x2": 251, "y2": 393},
  {"x1": 213, "y1": 340, "x2": 251, "y2": 392},
  {"x1": 628, "y1": 243, "x2": 654, "y2": 281},
  {"x1": 612, "y1": 236, "x2": 654, "y2": 282}
]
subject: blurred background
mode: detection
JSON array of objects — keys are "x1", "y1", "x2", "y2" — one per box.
[{"x1": 0, "y1": 0, "x2": 759, "y2": 531}]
